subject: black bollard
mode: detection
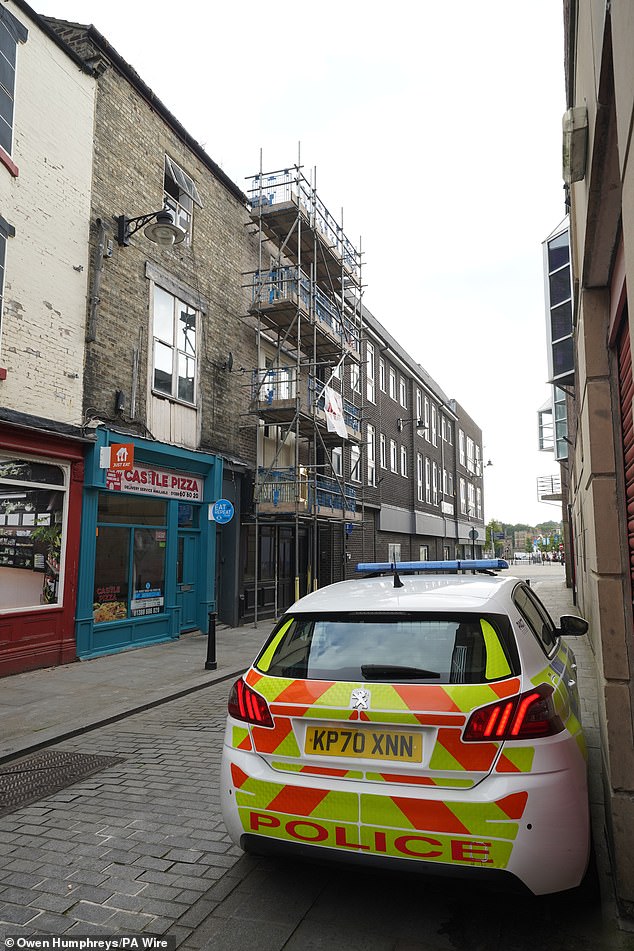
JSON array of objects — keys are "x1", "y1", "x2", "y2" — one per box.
[{"x1": 205, "y1": 611, "x2": 218, "y2": 670}]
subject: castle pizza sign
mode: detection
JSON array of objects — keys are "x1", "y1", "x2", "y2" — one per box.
[{"x1": 106, "y1": 463, "x2": 203, "y2": 501}]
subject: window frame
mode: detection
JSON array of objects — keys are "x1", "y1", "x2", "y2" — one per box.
[
  {"x1": 367, "y1": 424, "x2": 376, "y2": 486},
  {"x1": 350, "y1": 445, "x2": 361, "y2": 484},
  {"x1": 0, "y1": 8, "x2": 27, "y2": 165},
  {"x1": 151, "y1": 285, "x2": 199, "y2": 407},
  {"x1": 380, "y1": 433, "x2": 387, "y2": 469},
  {"x1": 389, "y1": 367, "x2": 397, "y2": 401},
  {"x1": 390, "y1": 439, "x2": 398, "y2": 473},
  {"x1": 400, "y1": 445, "x2": 408, "y2": 478},
  {"x1": 366, "y1": 342, "x2": 375, "y2": 403},
  {"x1": 164, "y1": 155, "x2": 202, "y2": 245},
  {"x1": 399, "y1": 376, "x2": 407, "y2": 409},
  {"x1": 417, "y1": 452, "x2": 423, "y2": 502},
  {"x1": 0, "y1": 454, "x2": 68, "y2": 614}
]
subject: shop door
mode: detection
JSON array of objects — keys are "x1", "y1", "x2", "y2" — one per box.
[
  {"x1": 176, "y1": 533, "x2": 199, "y2": 631},
  {"x1": 278, "y1": 527, "x2": 294, "y2": 611}
]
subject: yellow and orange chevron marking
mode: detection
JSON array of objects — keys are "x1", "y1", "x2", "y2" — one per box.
[
  {"x1": 238, "y1": 671, "x2": 527, "y2": 777},
  {"x1": 229, "y1": 763, "x2": 526, "y2": 869}
]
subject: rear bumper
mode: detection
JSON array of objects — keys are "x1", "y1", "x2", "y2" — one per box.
[
  {"x1": 220, "y1": 744, "x2": 590, "y2": 895},
  {"x1": 239, "y1": 833, "x2": 532, "y2": 893}
]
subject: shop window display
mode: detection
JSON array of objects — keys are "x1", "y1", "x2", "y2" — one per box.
[
  {"x1": 0, "y1": 457, "x2": 66, "y2": 610},
  {"x1": 93, "y1": 493, "x2": 167, "y2": 623}
]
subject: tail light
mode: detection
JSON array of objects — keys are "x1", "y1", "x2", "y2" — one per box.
[
  {"x1": 228, "y1": 677, "x2": 274, "y2": 728},
  {"x1": 463, "y1": 684, "x2": 564, "y2": 741}
]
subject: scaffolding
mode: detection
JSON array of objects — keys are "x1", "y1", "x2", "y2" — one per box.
[{"x1": 243, "y1": 155, "x2": 364, "y2": 622}]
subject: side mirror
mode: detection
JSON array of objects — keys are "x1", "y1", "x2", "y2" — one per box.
[{"x1": 558, "y1": 614, "x2": 588, "y2": 637}]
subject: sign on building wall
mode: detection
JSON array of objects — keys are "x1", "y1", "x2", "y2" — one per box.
[{"x1": 105, "y1": 464, "x2": 203, "y2": 501}]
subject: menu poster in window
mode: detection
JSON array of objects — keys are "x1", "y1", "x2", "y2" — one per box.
[{"x1": 93, "y1": 584, "x2": 128, "y2": 624}]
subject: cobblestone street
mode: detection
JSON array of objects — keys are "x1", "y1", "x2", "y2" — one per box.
[{"x1": 0, "y1": 679, "x2": 241, "y2": 943}]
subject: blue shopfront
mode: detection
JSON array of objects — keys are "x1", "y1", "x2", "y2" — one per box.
[{"x1": 76, "y1": 429, "x2": 222, "y2": 658}]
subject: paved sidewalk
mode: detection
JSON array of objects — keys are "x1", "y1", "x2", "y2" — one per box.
[{"x1": 0, "y1": 621, "x2": 275, "y2": 763}]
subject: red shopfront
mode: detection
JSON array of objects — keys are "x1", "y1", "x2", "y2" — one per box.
[{"x1": 0, "y1": 422, "x2": 85, "y2": 676}]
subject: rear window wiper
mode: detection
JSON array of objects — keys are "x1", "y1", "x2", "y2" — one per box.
[{"x1": 361, "y1": 664, "x2": 441, "y2": 680}]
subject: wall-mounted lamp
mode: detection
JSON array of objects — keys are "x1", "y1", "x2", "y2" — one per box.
[
  {"x1": 116, "y1": 207, "x2": 186, "y2": 248},
  {"x1": 397, "y1": 417, "x2": 427, "y2": 434},
  {"x1": 221, "y1": 352, "x2": 234, "y2": 372}
]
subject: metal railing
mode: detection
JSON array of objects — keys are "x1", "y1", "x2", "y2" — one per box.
[
  {"x1": 250, "y1": 267, "x2": 360, "y2": 352},
  {"x1": 256, "y1": 467, "x2": 357, "y2": 515}
]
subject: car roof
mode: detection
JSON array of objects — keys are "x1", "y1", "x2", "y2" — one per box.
[{"x1": 287, "y1": 573, "x2": 522, "y2": 614}]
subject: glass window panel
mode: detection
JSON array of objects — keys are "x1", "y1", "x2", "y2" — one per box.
[
  {"x1": 257, "y1": 613, "x2": 517, "y2": 683},
  {"x1": 550, "y1": 300, "x2": 572, "y2": 340},
  {"x1": 131, "y1": 528, "x2": 166, "y2": 617},
  {"x1": 0, "y1": 25, "x2": 17, "y2": 68},
  {"x1": 0, "y1": 53, "x2": 14, "y2": 97},
  {"x1": 0, "y1": 458, "x2": 64, "y2": 485},
  {"x1": 553, "y1": 337, "x2": 574, "y2": 376},
  {"x1": 514, "y1": 586, "x2": 557, "y2": 652},
  {"x1": 178, "y1": 353, "x2": 195, "y2": 403},
  {"x1": 98, "y1": 493, "x2": 166, "y2": 526},
  {"x1": 0, "y1": 488, "x2": 64, "y2": 609},
  {"x1": 177, "y1": 503, "x2": 199, "y2": 528},
  {"x1": 549, "y1": 267, "x2": 571, "y2": 307},
  {"x1": 177, "y1": 305, "x2": 196, "y2": 355},
  {"x1": 154, "y1": 341, "x2": 173, "y2": 395},
  {"x1": 153, "y1": 286, "x2": 174, "y2": 344},
  {"x1": 0, "y1": 104, "x2": 12, "y2": 153},
  {"x1": 93, "y1": 526, "x2": 129, "y2": 623},
  {"x1": 547, "y1": 232, "x2": 570, "y2": 271}
]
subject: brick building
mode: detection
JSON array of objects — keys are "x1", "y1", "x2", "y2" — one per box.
[
  {"x1": 358, "y1": 310, "x2": 486, "y2": 566},
  {"x1": 44, "y1": 17, "x2": 259, "y2": 653},
  {"x1": 0, "y1": 1, "x2": 95, "y2": 675}
]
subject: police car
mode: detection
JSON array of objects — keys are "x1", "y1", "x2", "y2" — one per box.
[{"x1": 220, "y1": 560, "x2": 590, "y2": 895}]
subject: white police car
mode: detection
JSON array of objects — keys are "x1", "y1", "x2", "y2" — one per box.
[{"x1": 220, "y1": 560, "x2": 589, "y2": 895}]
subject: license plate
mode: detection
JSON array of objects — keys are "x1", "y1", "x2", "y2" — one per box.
[{"x1": 304, "y1": 726, "x2": 422, "y2": 763}]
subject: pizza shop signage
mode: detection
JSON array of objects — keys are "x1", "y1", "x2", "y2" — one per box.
[{"x1": 105, "y1": 464, "x2": 203, "y2": 501}]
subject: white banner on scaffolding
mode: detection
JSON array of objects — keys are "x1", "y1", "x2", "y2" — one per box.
[{"x1": 324, "y1": 385, "x2": 347, "y2": 438}]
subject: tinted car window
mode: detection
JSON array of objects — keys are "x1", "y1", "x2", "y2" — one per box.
[
  {"x1": 513, "y1": 584, "x2": 558, "y2": 653},
  {"x1": 256, "y1": 612, "x2": 519, "y2": 684}
]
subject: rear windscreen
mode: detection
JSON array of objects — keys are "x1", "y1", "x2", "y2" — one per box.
[{"x1": 256, "y1": 612, "x2": 519, "y2": 684}]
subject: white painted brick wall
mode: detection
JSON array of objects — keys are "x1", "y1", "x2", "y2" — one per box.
[{"x1": 0, "y1": 4, "x2": 95, "y2": 426}]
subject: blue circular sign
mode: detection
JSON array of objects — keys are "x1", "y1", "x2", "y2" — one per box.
[{"x1": 211, "y1": 499, "x2": 234, "y2": 524}]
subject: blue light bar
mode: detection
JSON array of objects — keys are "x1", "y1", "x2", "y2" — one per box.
[{"x1": 355, "y1": 559, "x2": 509, "y2": 573}]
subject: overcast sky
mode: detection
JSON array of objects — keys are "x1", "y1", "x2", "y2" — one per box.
[{"x1": 32, "y1": 0, "x2": 567, "y2": 528}]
